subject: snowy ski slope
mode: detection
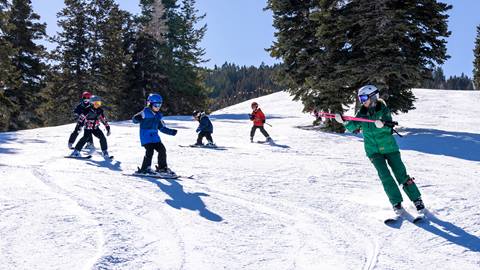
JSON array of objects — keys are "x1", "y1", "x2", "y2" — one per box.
[{"x1": 0, "y1": 89, "x2": 479, "y2": 270}]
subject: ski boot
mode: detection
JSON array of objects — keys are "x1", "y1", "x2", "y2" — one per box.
[
  {"x1": 102, "y1": 150, "x2": 112, "y2": 160},
  {"x1": 156, "y1": 166, "x2": 177, "y2": 178},
  {"x1": 266, "y1": 137, "x2": 273, "y2": 143},
  {"x1": 206, "y1": 141, "x2": 216, "y2": 148},
  {"x1": 70, "y1": 149, "x2": 81, "y2": 157},
  {"x1": 250, "y1": 137, "x2": 254, "y2": 143},
  {"x1": 414, "y1": 198, "x2": 426, "y2": 214},
  {"x1": 136, "y1": 166, "x2": 155, "y2": 175},
  {"x1": 393, "y1": 202, "x2": 404, "y2": 216},
  {"x1": 68, "y1": 142, "x2": 74, "y2": 149},
  {"x1": 85, "y1": 142, "x2": 95, "y2": 150}
]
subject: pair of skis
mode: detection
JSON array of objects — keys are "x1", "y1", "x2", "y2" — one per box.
[
  {"x1": 384, "y1": 209, "x2": 426, "y2": 225},
  {"x1": 64, "y1": 152, "x2": 114, "y2": 160},
  {"x1": 122, "y1": 172, "x2": 194, "y2": 180},
  {"x1": 178, "y1": 144, "x2": 227, "y2": 150}
]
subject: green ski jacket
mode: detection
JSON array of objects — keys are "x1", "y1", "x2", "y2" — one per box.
[{"x1": 345, "y1": 100, "x2": 399, "y2": 157}]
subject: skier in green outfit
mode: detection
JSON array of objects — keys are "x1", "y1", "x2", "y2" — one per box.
[{"x1": 334, "y1": 85, "x2": 425, "y2": 216}]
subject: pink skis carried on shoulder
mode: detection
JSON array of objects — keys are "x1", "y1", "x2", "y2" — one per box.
[
  {"x1": 315, "y1": 112, "x2": 396, "y2": 129},
  {"x1": 317, "y1": 112, "x2": 378, "y2": 123}
]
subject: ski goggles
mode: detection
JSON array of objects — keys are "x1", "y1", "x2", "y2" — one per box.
[
  {"x1": 151, "y1": 102, "x2": 162, "y2": 108},
  {"x1": 358, "y1": 95, "x2": 370, "y2": 104},
  {"x1": 358, "y1": 90, "x2": 379, "y2": 104}
]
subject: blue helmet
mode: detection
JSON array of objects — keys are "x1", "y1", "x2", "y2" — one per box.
[{"x1": 147, "y1": 93, "x2": 163, "y2": 106}]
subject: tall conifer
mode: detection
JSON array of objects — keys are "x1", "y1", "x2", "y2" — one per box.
[
  {"x1": 6, "y1": 0, "x2": 48, "y2": 129},
  {"x1": 473, "y1": 25, "x2": 480, "y2": 90}
]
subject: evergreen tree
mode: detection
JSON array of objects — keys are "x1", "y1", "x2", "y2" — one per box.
[
  {"x1": 161, "y1": 0, "x2": 209, "y2": 114},
  {"x1": 474, "y1": 24, "x2": 480, "y2": 90},
  {"x1": 128, "y1": 0, "x2": 170, "y2": 113},
  {"x1": 268, "y1": 0, "x2": 451, "y2": 131},
  {"x1": 132, "y1": 0, "x2": 209, "y2": 115},
  {"x1": 267, "y1": 0, "x2": 348, "y2": 131},
  {"x1": 88, "y1": 0, "x2": 131, "y2": 118},
  {"x1": 86, "y1": 0, "x2": 109, "y2": 90},
  {"x1": 421, "y1": 66, "x2": 446, "y2": 89},
  {"x1": 445, "y1": 73, "x2": 474, "y2": 90},
  {"x1": 5, "y1": 0, "x2": 48, "y2": 130},
  {"x1": 0, "y1": 0, "x2": 18, "y2": 131},
  {"x1": 46, "y1": 0, "x2": 134, "y2": 123},
  {"x1": 432, "y1": 67, "x2": 447, "y2": 89},
  {"x1": 204, "y1": 62, "x2": 286, "y2": 111},
  {"x1": 340, "y1": 0, "x2": 451, "y2": 112},
  {"x1": 45, "y1": 0, "x2": 90, "y2": 125}
]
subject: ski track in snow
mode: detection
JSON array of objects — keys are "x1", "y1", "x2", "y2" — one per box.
[{"x1": 1, "y1": 89, "x2": 480, "y2": 269}]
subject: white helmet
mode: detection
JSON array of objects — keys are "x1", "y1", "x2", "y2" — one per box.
[{"x1": 358, "y1": 85, "x2": 379, "y2": 104}]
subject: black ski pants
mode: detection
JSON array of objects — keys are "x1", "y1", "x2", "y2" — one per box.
[
  {"x1": 250, "y1": 126, "x2": 270, "y2": 139},
  {"x1": 197, "y1": 131, "x2": 213, "y2": 144},
  {"x1": 69, "y1": 123, "x2": 93, "y2": 145},
  {"x1": 75, "y1": 129, "x2": 107, "y2": 151},
  {"x1": 141, "y1": 142, "x2": 167, "y2": 171}
]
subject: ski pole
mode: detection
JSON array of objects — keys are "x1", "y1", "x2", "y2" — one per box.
[{"x1": 265, "y1": 122, "x2": 272, "y2": 127}]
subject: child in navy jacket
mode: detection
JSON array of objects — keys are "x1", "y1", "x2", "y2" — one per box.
[{"x1": 192, "y1": 110, "x2": 215, "y2": 147}]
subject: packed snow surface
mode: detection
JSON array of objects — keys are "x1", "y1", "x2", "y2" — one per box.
[{"x1": 1, "y1": 89, "x2": 479, "y2": 269}]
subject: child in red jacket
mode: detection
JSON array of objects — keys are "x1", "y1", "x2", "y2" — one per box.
[{"x1": 249, "y1": 102, "x2": 272, "y2": 143}]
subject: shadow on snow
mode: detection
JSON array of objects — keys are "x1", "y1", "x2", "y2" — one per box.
[
  {"x1": 397, "y1": 128, "x2": 480, "y2": 162},
  {"x1": 0, "y1": 132, "x2": 47, "y2": 155},
  {"x1": 86, "y1": 158, "x2": 122, "y2": 172},
  {"x1": 418, "y1": 211, "x2": 480, "y2": 252},
  {"x1": 145, "y1": 177, "x2": 223, "y2": 222}
]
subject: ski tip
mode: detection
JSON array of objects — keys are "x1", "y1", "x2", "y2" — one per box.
[{"x1": 384, "y1": 217, "x2": 400, "y2": 224}]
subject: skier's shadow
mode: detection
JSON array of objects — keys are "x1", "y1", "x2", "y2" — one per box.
[
  {"x1": 416, "y1": 211, "x2": 480, "y2": 252},
  {"x1": 257, "y1": 141, "x2": 290, "y2": 149},
  {"x1": 86, "y1": 158, "x2": 122, "y2": 172},
  {"x1": 147, "y1": 178, "x2": 223, "y2": 222},
  {"x1": 269, "y1": 142, "x2": 290, "y2": 149}
]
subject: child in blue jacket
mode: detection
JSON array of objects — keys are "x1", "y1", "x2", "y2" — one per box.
[
  {"x1": 192, "y1": 110, "x2": 215, "y2": 147},
  {"x1": 132, "y1": 93, "x2": 177, "y2": 176}
]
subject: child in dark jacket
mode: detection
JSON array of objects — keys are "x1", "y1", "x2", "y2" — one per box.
[
  {"x1": 70, "y1": 95, "x2": 111, "y2": 158},
  {"x1": 132, "y1": 93, "x2": 177, "y2": 176},
  {"x1": 68, "y1": 91, "x2": 94, "y2": 149},
  {"x1": 192, "y1": 110, "x2": 215, "y2": 147}
]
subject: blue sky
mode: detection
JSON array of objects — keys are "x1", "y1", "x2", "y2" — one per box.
[{"x1": 32, "y1": 0, "x2": 480, "y2": 77}]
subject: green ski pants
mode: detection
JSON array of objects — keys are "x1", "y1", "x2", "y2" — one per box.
[{"x1": 369, "y1": 151, "x2": 421, "y2": 206}]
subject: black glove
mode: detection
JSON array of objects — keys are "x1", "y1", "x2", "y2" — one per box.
[
  {"x1": 262, "y1": 119, "x2": 266, "y2": 123},
  {"x1": 384, "y1": 121, "x2": 398, "y2": 128},
  {"x1": 248, "y1": 114, "x2": 254, "y2": 120},
  {"x1": 106, "y1": 126, "x2": 111, "y2": 136},
  {"x1": 171, "y1": 129, "x2": 178, "y2": 136},
  {"x1": 133, "y1": 113, "x2": 143, "y2": 122}
]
